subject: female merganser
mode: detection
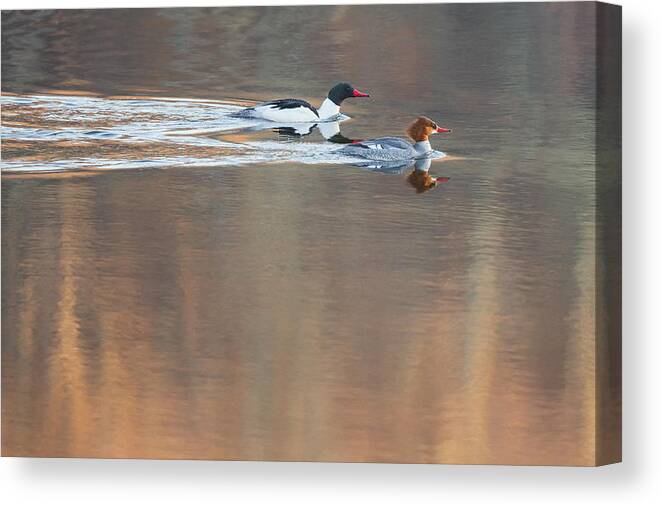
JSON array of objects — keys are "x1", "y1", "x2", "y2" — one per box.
[
  {"x1": 337, "y1": 116, "x2": 450, "y2": 161},
  {"x1": 233, "y1": 83, "x2": 370, "y2": 122}
]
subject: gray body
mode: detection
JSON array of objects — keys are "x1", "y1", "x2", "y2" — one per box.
[{"x1": 338, "y1": 137, "x2": 430, "y2": 161}]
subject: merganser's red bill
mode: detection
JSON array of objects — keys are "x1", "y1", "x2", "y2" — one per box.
[
  {"x1": 436, "y1": 127, "x2": 451, "y2": 133},
  {"x1": 352, "y1": 89, "x2": 370, "y2": 97}
]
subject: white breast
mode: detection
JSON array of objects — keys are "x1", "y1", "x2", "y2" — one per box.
[{"x1": 317, "y1": 98, "x2": 341, "y2": 120}]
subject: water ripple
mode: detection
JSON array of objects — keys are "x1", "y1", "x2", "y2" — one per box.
[{"x1": 2, "y1": 93, "x2": 381, "y2": 173}]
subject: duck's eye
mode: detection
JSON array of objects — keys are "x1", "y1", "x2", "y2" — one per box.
[{"x1": 431, "y1": 123, "x2": 438, "y2": 130}]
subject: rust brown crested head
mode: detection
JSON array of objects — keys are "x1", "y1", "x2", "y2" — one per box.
[
  {"x1": 406, "y1": 116, "x2": 452, "y2": 142},
  {"x1": 407, "y1": 116, "x2": 437, "y2": 142}
]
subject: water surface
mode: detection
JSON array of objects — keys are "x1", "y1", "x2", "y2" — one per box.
[{"x1": 2, "y1": 4, "x2": 604, "y2": 464}]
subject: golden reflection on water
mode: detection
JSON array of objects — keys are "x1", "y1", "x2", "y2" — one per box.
[{"x1": 3, "y1": 162, "x2": 598, "y2": 465}]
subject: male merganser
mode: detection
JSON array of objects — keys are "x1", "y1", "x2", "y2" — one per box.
[
  {"x1": 233, "y1": 83, "x2": 370, "y2": 122},
  {"x1": 337, "y1": 116, "x2": 450, "y2": 161}
]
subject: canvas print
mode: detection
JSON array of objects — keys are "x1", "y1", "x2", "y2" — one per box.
[{"x1": 1, "y1": 2, "x2": 621, "y2": 465}]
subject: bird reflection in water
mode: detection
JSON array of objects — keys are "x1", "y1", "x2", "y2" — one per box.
[
  {"x1": 271, "y1": 120, "x2": 361, "y2": 144},
  {"x1": 406, "y1": 157, "x2": 450, "y2": 193},
  {"x1": 231, "y1": 117, "x2": 359, "y2": 142},
  {"x1": 344, "y1": 154, "x2": 450, "y2": 194},
  {"x1": 317, "y1": 121, "x2": 361, "y2": 144}
]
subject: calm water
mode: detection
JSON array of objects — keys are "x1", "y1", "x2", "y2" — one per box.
[{"x1": 2, "y1": 4, "x2": 605, "y2": 464}]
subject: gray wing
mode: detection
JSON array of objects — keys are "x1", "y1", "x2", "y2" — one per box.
[
  {"x1": 338, "y1": 137, "x2": 414, "y2": 161},
  {"x1": 353, "y1": 137, "x2": 412, "y2": 151}
]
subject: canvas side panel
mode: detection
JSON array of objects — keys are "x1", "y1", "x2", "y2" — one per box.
[{"x1": 595, "y1": 1, "x2": 622, "y2": 466}]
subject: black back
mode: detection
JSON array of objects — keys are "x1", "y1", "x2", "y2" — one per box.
[{"x1": 261, "y1": 98, "x2": 319, "y2": 117}]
